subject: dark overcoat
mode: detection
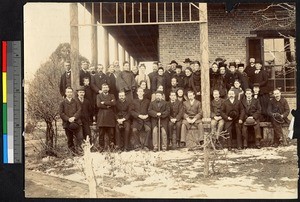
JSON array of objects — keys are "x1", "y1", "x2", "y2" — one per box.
[
  {"x1": 59, "y1": 72, "x2": 72, "y2": 97},
  {"x1": 116, "y1": 99, "x2": 131, "y2": 120},
  {"x1": 169, "y1": 100, "x2": 183, "y2": 121},
  {"x1": 91, "y1": 72, "x2": 107, "y2": 94},
  {"x1": 79, "y1": 69, "x2": 91, "y2": 86},
  {"x1": 130, "y1": 98, "x2": 151, "y2": 130},
  {"x1": 251, "y1": 70, "x2": 269, "y2": 94},
  {"x1": 59, "y1": 98, "x2": 82, "y2": 128},
  {"x1": 220, "y1": 98, "x2": 245, "y2": 122},
  {"x1": 210, "y1": 98, "x2": 225, "y2": 118},
  {"x1": 76, "y1": 97, "x2": 93, "y2": 124},
  {"x1": 240, "y1": 98, "x2": 261, "y2": 121},
  {"x1": 267, "y1": 97, "x2": 290, "y2": 123},
  {"x1": 96, "y1": 93, "x2": 116, "y2": 127},
  {"x1": 148, "y1": 99, "x2": 170, "y2": 129}
]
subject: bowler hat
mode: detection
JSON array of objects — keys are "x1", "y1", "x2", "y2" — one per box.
[
  {"x1": 273, "y1": 113, "x2": 285, "y2": 124},
  {"x1": 67, "y1": 122, "x2": 80, "y2": 132},
  {"x1": 228, "y1": 110, "x2": 238, "y2": 121},
  {"x1": 244, "y1": 117, "x2": 257, "y2": 126},
  {"x1": 253, "y1": 83, "x2": 260, "y2": 87},
  {"x1": 170, "y1": 60, "x2": 178, "y2": 65},
  {"x1": 183, "y1": 58, "x2": 192, "y2": 63}
]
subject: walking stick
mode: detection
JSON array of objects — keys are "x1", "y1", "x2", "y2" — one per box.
[{"x1": 158, "y1": 117, "x2": 161, "y2": 151}]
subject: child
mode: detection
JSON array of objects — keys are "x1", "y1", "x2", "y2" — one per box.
[{"x1": 230, "y1": 79, "x2": 244, "y2": 100}]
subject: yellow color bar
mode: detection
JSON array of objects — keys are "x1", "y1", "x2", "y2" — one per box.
[{"x1": 2, "y1": 72, "x2": 7, "y2": 103}]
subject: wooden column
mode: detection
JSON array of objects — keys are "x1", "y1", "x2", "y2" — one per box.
[
  {"x1": 199, "y1": 3, "x2": 210, "y2": 177},
  {"x1": 114, "y1": 39, "x2": 119, "y2": 61},
  {"x1": 91, "y1": 4, "x2": 98, "y2": 67},
  {"x1": 70, "y1": 3, "x2": 79, "y2": 91},
  {"x1": 103, "y1": 28, "x2": 109, "y2": 71}
]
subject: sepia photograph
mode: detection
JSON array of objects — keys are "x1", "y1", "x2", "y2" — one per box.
[{"x1": 24, "y1": 2, "x2": 297, "y2": 198}]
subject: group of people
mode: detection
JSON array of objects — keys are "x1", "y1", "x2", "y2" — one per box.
[{"x1": 59, "y1": 57, "x2": 290, "y2": 154}]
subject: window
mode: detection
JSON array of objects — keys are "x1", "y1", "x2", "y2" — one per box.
[{"x1": 263, "y1": 38, "x2": 296, "y2": 93}]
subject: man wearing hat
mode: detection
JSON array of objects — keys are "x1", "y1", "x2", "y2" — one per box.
[
  {"x1": 59, "y1": 87, "x2": 83, "y2": 154},
  {"x1": 76, "y1": 86, "x2": 93, "y2": 142},
  {"x1": 183, "y1": 58, "x2": 192, "y2": 71},
  {"x1": 237, "y1": 63, "x2": 250, "y2": 91},
  {"x1": 240, "y1": 88, "x2": 262, "y2": 149},
  {"x1": 220, "y1": 90, "x2": 245, "y2": 150},
  {"x1": 149, "y1": 90, "x2": 170, "y2": 151},
  {"x1": 131, "y1": 87, "x2": 151, "y2": 150},
  {"x1": 189, "y1": 61, "x2": 202, "y2": 101},
  {"x1": 96, "y1": 83, "x2": 116, "y2": 151},
  {"x1": 180, "y1": 91, "x2": 204, "y2": 147},
  {"x1": 170, "y1": 60, "x2": 178, "y2": 72},
  {"x1": 267, "y1": 89, "x2": 290, "y2": 147},
  {"x1": 225, "y1": 62, "x2": 242, "y2": 91}
]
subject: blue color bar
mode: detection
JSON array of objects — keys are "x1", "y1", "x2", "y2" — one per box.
[{"x1": 3, "y1": 134, "x2": 8, "y2": 163}]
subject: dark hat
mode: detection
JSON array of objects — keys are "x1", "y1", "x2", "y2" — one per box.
[
  {"x1": 183, "y1": 58, "x2": 192, "y2": 63},
  {"x1": 185, "y1": 67, "x2": 193, "y2": 72},
  {"x1": 155, "y1": 90, "x2": 164, "y2": 95},
  {"x1": 215, "y1": 57, "x2": 226, "y2": 63},
  {"x1": 244, "y1": 117, "x2": 257, "y2": 126},
  {"x1": 77, "y1": 86, "x2": 85, "y2": 91},
  {"x1": 170, "y1": 60, "x2": 178, "y2": 65},
  {"x1": 237, "y1": 63, "x2": 245, "y2": 68},
  {"x1": 229, "y1": 62, "x2": 236, "y2": 67},
  {"x1": 273, "y1": 113, "x2": 285, "y2": 124},
  {"x1": 218, "y1": 62, "x2": 227, "y2": 68},
  {"x1": 67, "y1": 122, "x2": 80, "y2": 131},
  {"x1": 253, "y1": 83, "x2": 260, "y2": 87},
  {"x1": 176, "y1": 65, "x2": 182, "y2": 69},
  {"x1": 158, "y1": 67, "x2": 164, "y2": 71},
  {"x1": 228, "y1": 110, "x2": 238, "y2": 121}
]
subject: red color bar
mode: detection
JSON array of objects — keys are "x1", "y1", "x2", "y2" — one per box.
[{"x1": 2, "y1": 41, "x2": 7, "y2": 72}]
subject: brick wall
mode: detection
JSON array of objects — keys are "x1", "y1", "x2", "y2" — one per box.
[{"x1": 158, "y1": 4, "x2": 294, "y2": 65}]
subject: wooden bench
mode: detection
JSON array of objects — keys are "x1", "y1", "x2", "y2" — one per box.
[{"x1": 259, "y1": 122, "x2": 289, "y2": 146}]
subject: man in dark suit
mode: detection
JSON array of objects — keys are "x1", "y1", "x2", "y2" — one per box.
[
  {"x1": 115, "y1": 91, "x2": 131, "y2": 151},
  {"x1": 91, "y1": 64, "x2": 107, "y2": 95},
  {"x1": 116, "y1": 61, "x2": 137, "y2": 103},
  {"x1": 237, "y1": 64, "x2": 250, "y2": 91},
  {"x1": 96, "y1": 83, "x2": 116, "y2": 151},
  {"x1": 149, "y1": 91, "x2": 170, "y2": 151},
  {"x1": 76, "y1": 86, "x2": 93, "y2": 142},
  {"x1": 59, "y1": 87, "x2": 83, "y2": 154},
  {"x1": 59, "y1": 60, "x2": 72, "y2": 97},
  {"x1": 225, "y1": 62, "x2": 242, "y2": 91},
  {"x1": 148, "y1": 62, "x2": 159, "y2": 93},
  {"x1": 131, "y1": 87, "x2": 151, "y2": 150},
  {"x1": 180, "y1": 91, "x2": 204, "y2": 147},
  {"x1": 245, "y1": 58, "x2": 256, "y2": 81},
  {"x1": 220, "y1": 89, "x2": 245, "y2": 150},
  {"x1": 79, "y1": 60, "x2": 91, "y2": 86},
  {"x1": 163, "y1": 64, "x2": 175, "y2": 99},
  {"x1": 168, "y1": 91, "x2": 183, "y2": 149},
  {"x1": 106, "y1": 64, "x2": 118, "y2": 100},
  {"x1": 240, "y1": 88, "x2": 262, "y2": 149},
  {"x1": 268, "y1": 89, "x2": 290, "y2": 147}
]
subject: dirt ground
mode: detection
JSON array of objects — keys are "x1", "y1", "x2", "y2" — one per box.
[{"x1": 25, "y1": 129, "x2": 298, "y2": 199}]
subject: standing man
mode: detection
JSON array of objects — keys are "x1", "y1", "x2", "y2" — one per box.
[
  {"x1": 180, "y1": 91, "x2": 204, "y2": 147},
  {"x1": 106, "y1": 64, "x2": 118, "y2": 100},
  {"x1": 79, "y1": 60, "x2": 91, "y2": 86},
  {"x1": 268, "y1": 89, "x2": 290, "y2": 147},
  {"x1": 115, "y1": 91, "x2": 131, "y2": 151},
  {"x1": 225, "y1": 62, "x2": 242, "y2": 90},
  {"x1": 189, "y1": 61, "x2": 201, "y2": 101},
  {"x1": 220, "y1": 90, "x2": 245, "y2": 150},
  {"x1": 76, "y1": 86, "x2": 93, "y2": 142},
  {"x1": 59, "y1": 60, "x2": 72, "y2": 97},
  {"x1": 91, "y1": 64, "x2": 107, "y2": 95},
  {"x1": 59, "y1": 87, "x2": 82, "y2": 154},
  {"x1": 237, "y1": 63, "x2": 250, "y2": 91},
  {"x1": 173, "y1": 65, "x2": 185, "y2": 88},
  {"x1": 240, "y1": 88, "x2": 262, "y2": 149},
  {"x1": 149, "y1": 91, "x2": 170, "y2": 151},
  {"x1": 168, "y1": 91, "x2": 183, "y2": 149},
  {"x1": 116, "y1": 61, "x2": 137, "y2": 103},
  {"x1": 131, "y1": 88, "x2": 151, "y2": 150},
  {"x1": 96, "y1": 83, "x2": 116, "y2": 151},
  {"x1": 148, "y1": 62, "x2": 159, "y2": 93},
  {"x1": 245, "y1": 58, "x2": 256, "y2": 81}
]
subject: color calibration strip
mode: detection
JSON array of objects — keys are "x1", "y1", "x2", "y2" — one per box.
[{"x1": 2, "y1": 41, "x2": 22, "y2": 163}]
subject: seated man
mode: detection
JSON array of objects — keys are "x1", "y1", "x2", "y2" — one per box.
[
  {"x1": 131, "y1": 87, "x2": 151, "y2": 150},
  {"x1": 180, "y1": 91, "x2": 204, "y2": 147},
  {"x1": 149, "y1": 91, "x2": 170, "y2": 151},
  {"x1": 210, "y1": 90, "x2": 225, "y2": 137},
  {"x1": 240, "y1": 88, "x2": 262, "y2": 149},
  {"x1": 59, "y1": 87, "x2": 83, "y2": 154},
  {"x1": 220, "y1": 90, "x2": 245, "y2": 150},
  {"x1": 115, "y1": 91, "x2": 131, "y2": 151},
  {"x1": 96, "y1": 83, "x2": 116, "y2": 151},
  {"x1": 168, "y1": 91, "x2": 183, "y2": 149},
  {"x1": 267, "y1": 89, "x2": 290, "y2": 147}
]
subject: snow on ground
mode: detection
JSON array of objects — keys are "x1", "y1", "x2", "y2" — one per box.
[{"x1": 41, "y1": 144, "x2": 298, "y2": 199}]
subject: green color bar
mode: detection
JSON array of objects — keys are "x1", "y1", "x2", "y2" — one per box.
[{"x1": 3, "y1": 103, "x2": 7, "y2": 133}]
